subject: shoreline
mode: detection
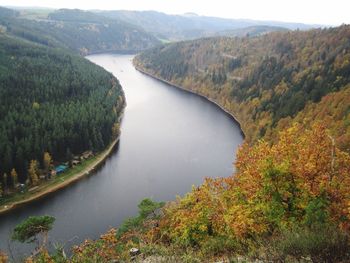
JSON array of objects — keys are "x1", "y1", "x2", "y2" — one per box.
[
  {"x1": 134, "y1": 65, "x2": 245, "y2": 138},
  {"x1": 0, "y1": 117, "x2": 124, "y2": 216}
]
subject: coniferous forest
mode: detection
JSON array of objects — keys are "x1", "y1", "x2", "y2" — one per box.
[
  {"x1": 0, "y1": 7, "x2": 160, "y2": 55},
  {"x1": 0, "y1": 34, "x2": 124, "y2": 183}
]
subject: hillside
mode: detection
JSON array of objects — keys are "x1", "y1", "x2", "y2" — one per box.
[
  {"x1": 21, "y1": 124, "x2": 350, "y2": 262},
  {"x1": 216, "y1": 25, "x2": 289, "y2": 37},
  {"x1": 12, "y1": 24, "x2": 350, "y2": 263},
  {"x1": 0, "y1": 33, "x2": 124, "y2": 185},
  {"x1": 97, "y1": 10, "x2": 316, "y2": 41},
  {"x1": 50, "y1": 25, "x2": 350, "y2": 262},
  {"x1": 0, "y1": 7, "x2": 160, "y2": 54},
  {"x1": 134, "y1": 25, "x2": 350, "y2": 151}
]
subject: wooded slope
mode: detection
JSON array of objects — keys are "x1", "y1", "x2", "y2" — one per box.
[
  {"x1": 0, "y1": 7, "x2": 160, "y2": 54},
  {"x1": 135, "y1": 25, "x2": 350, "y2": 151},
  {"x1": 0, "y1": 34, "x2": 124, "y2": 182}
]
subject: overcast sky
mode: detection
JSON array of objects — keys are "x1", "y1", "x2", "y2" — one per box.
[{"x1": 1, "y1": 0, "x2": 350, "y2": 26}]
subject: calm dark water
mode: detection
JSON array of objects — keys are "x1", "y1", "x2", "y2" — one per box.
[{"x1": 0, "y1": 54, "x2": 243, "y2": 259}]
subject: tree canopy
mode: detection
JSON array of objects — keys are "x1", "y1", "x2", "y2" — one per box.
[
  {"x1": 0, "y1": 34, "x2": 124, "y2": 183},
  {"x1": 12, "y1": 215, "x2": 55, "y2": 244},
  {"x1": 135, "y1": 25, "x2": 350, "y2": 150}
]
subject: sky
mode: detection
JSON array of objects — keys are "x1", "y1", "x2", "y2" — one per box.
[{"x1": 1, "y1": 0, "x2": 350, "y2": 26}]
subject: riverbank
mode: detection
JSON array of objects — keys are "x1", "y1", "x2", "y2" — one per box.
[
  {"x1": 133, "y1": 65, "x2": 245, "y2": 138},
  {"x1": 0, "y1": 127, "x2": 123, "y2": 215}
]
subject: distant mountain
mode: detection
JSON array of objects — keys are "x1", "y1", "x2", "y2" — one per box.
[
  {"x1": 0, "y1": 7, "x2": 160, "y2": 54},
  {"x1": 216, "y1": 25, "x2": 289, "y2": 37},
  {"x1": 0, "y1": 5, "x2": 18, "y2": 18},
  {"x1": 96, "y1": 10, "x2": 320, "y2": 41}
]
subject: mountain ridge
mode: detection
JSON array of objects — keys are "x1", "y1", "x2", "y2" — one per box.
[
  {"x1": 96, "y1": 9, "x2": 322, "y2": 40},
  {"x1": 0, "y1": 6, "x2": 161, "y2": 54}
]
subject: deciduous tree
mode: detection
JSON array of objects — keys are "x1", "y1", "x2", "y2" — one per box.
[
  {"x1": 43, "y1": 152, "x2": 53, "y2": 174},
  {"x1": 28, "y1": 160, "x2": 39, "y2": 186},
  {"x1": 10, "y1": 168, "x2": 18, "y2": 189}
]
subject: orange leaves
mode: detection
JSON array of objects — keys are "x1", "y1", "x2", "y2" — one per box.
[
  {"x1": 159, "y1": 178, "x2": 228, "y2": 245},
  {"x1": 234, "y1": 122, "x2": 350, "y2": 232},
  {"x1": 0, "y1": 252, "x2": 7, "y2": 263},
  {"x1": 158, "y1": 123, "x2": 350, "y2": 246},
  {"x1": 71, "y1": 229, "x2": 121, "y2": 262}
]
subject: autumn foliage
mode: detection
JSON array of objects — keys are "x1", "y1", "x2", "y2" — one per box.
[
  {"x1": 0, "y1": 252, "x2": 7, "y2": 263},
  {"x1": 70, "y1": 229, "x2": 121, "y2": 262},
  {"x1": 157, "y1": 123, "x2": 350, "y2": 251},
  {"x1": 135, "y1": 25, "x2": 350, "y2": 148}
]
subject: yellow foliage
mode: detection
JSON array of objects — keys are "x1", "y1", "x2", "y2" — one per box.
[
  {"x1": 158, "y1": 123, "x2": 350, "y2": 244},
  {"x1": 0, "y1": 251, "x2": 7, "y2": 263}
]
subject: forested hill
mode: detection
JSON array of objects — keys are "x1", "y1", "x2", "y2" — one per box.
[
  {"x1": 97, "y1": 10, "x2": 314, "y2": 41},
  {"x1": 61, "y1": 25, "x2": 350, "y2": 262},
  {"x1": 216, "y1": 25, "x2": 288, "y2": 37},
  {"x1": 36, "y1": 26, "x2": 350, "y2": 262},
  {"x1": 134, "y1": 25, "x2": 350, "y2": 151},
  {"x1": 0, "y1": 34, "x2": 125, "y2": 183},
  {"x1": 0, "y1": 7, "x2": 160, "y2": 54}
]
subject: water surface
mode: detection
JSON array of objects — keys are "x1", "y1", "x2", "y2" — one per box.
[{"x1": 0, "y1": 54, "x2": 243, "y2": 258}]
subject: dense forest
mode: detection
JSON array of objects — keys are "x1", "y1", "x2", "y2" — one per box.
[
  {"x1": 1, "y1": 4, "x2": 350, "y2": 261},
  {"x1": 134, "y1": 25, "x2": 350, "y2": 151},
  {"x1": 0, "y1": 34, "x2": 124, "y2": 183},
  {"x1": 0, "y1": 7, "x2": 160, "y2": 54},
  {"x1": 216, "y1": 25, "x2": 288, "y2": 38}
]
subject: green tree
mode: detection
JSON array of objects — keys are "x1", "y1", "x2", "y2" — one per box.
[
  {"x1": 12, "y1": 215, "x2": 55, "y2": 249},
  {"x1": 117, "y1": 198, "x2": 165, "y2": 238},
  {"x1": 138, "y1": 198, "x2": 165, "y2": 218}
]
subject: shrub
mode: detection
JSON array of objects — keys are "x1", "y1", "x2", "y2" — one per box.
[{"x1": 270, "y1": 224, "x2": 350, "y2": 262}]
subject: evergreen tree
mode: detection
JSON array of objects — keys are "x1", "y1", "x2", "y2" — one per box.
[{"x1": 0, "y1": 34, "x2": 124, "y2": 183}]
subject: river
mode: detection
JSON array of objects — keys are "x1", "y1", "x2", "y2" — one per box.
[{"x1": 0, "y1": 54, "x2": 243, "y2": 259}]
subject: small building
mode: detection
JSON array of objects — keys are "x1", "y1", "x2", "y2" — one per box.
[
  {"x1": 81, "y1": 151, "x2": 93, "y2": 160},
  {"x1": 55, "y1": 165, "x2": 68, "y2": 174},
  {"x1": 72, "y1": 160, "x2": 80, "y2": 166}
]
